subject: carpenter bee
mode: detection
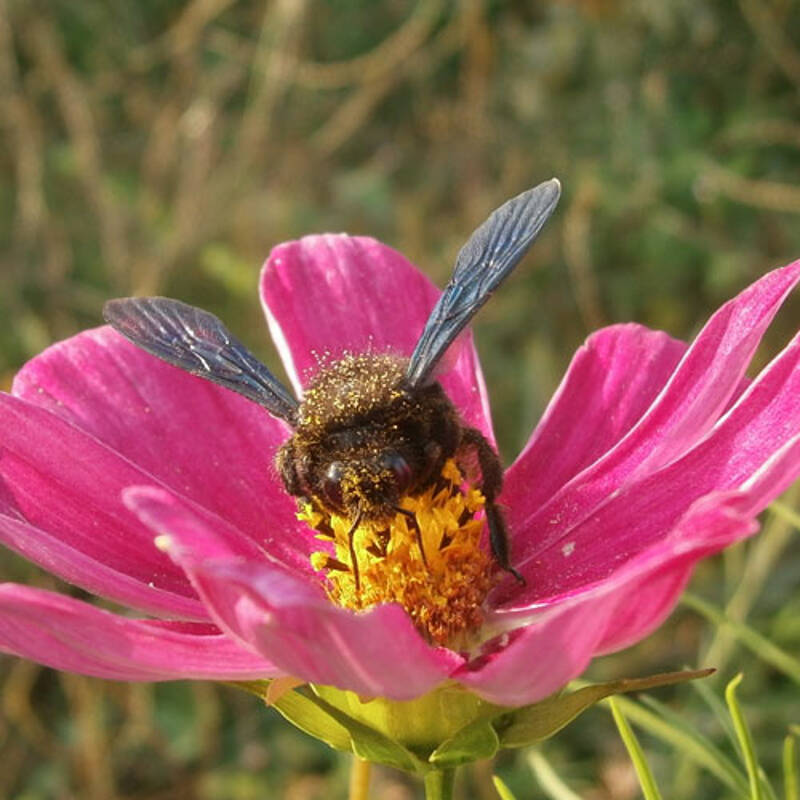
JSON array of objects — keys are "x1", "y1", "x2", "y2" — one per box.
[{"x1": 104, "y1": 179, "x2": 561, "y2": 587}]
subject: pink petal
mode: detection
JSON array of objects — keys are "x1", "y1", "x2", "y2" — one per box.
[
  {"x1": 194, "y1": 562, "x2": 461, "y2": 700},
  {"x1": 458, "y1": 600, "x2": 618, "y2": 707},
  {"x1": 0, "y1": 393, "x2": 270, "y2": 618},
  {"x1": 12, "y1": 326, "x2": 316, "y2": 572},
  {"x1": 126, "y1": 486, "x2": 461, "y2": 699},
  {"x1": 502, "y1": 331, "x2": 800, "y2": 604},
  {"x1": 0, "y1": 584, "x2": 279, "y2": 681},
  {"x1": 593, "y1": 561, "x2": 694, "y2": 654},
  {"x1": 507, "y1": 261, "x2": 800, "y2": 574},
  {"x1": 505, "y1": 324, "x2": 686, "y2": 514},
  {"x1": 260, "y1": 235, "x2": 495, "y2": 443},
  {"x1": 0, "y1": 514, "x2": 202, "y2": 619},
  {"x1": 462, "y1": 495, "x2": 755, "y2": 706},
  {"x1": 557, "y1": 493, "x2": 760, "y2": 655}
]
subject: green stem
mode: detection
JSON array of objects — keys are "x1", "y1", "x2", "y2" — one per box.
[
  {"x1": 785, "y1": 735, "x2": 798, "y2": 800},
  {"x1": 424, "y1": 768, "x2": 456, "y2": 800},
  {"x1": 349, "y1": 756, "x2": 371, "y2": 800}
]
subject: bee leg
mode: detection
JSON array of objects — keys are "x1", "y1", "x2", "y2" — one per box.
[
  {"x1": 393, "y1": 506, "x2": 429, "y2": 570},
  {"x1": 277, "y1": 438, "x2": 311, "y2": 499},
  {"x1": 485, "y1": 501, "x2": 525, "y2": 585},
  {"x1": 459, "y1": 428, "x2": 526, "y2": 585}
]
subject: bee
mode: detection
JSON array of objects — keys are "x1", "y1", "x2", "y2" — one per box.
[{"x1": 104, "y1": 179, "x2": 561, "y2": 588}]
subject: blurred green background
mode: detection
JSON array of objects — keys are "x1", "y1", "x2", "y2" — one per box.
[{"x1": 1, "y1": 0, "x2": 799, "y2": 797}]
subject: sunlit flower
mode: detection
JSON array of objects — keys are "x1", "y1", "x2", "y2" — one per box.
[{"x1": 2, "y1": 235, "x2": 800, "y2": 711}]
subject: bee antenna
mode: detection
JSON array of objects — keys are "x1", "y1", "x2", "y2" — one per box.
[{"x1": 347, "y1": 506, "x2": 364, "y2": 595}]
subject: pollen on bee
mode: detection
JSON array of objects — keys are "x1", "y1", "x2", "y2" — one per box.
[{"x1": 300, "y1": 459, "x2": 494, "y2": 649}]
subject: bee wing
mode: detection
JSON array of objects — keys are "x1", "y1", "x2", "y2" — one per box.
[
  {"x1": 103, "y1": 297, "x2": 298, "y2": 424},
  {"x1": 406, "y1": 178, "x2": 561, "y2": 387}
]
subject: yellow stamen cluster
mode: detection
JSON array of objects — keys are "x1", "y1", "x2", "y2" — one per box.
[{"x1": 301, "y1": 460, "x2": 494, "y2": 649}]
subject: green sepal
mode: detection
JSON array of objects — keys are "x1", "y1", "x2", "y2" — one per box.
[
  {"x1": 229, "y1": 680, "x2": 352, "y2": 752},
  {"x1": 306, "y1": 692, "x2": 427, "y2": 774},
  {"x1": 228, "y1": 669, "x2": 713, "y2": 774},
  {"x1": 272, "y1": 689, "x2": 356, "y2": 752},
  {"x1": 229, "y1": 680, "x2": 425, "y2": 773},
  {"x1": 429, "y1": 718, "x2": 500, "y2": 767},
  {"x1": 497, "y1": 669, "x2": 714, "y2": 749}
]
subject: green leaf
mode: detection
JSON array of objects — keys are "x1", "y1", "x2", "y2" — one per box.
[
  {"x1": 726, "y1": 674, "x2": 764, "y2": 800},
  {"x1": 497, "y1": 668, "x2": 713, "y2": 748},
  {"x1": 429, "y1": 718, "x2": 499, "y2": 768},
  {"x1": 609, "y1": 694, "x2": 750, "y2": 796},
  {"x1": 688, "y1": 671, "x2": 741, "y2": 751},
  {"x1": 639, "y1": 692, "x2": 750, "y2": 790},
  {"x1": 688, "y1": 679, "x2": 779, "y2": 800},
  {"x1": 492, "y1": 775, "x2": 517, "y2": 800},
  {"x1": 682, "y1": 592, "x2": 800, "y2": 684},
  {"x1": 768, "y1": 501, "x2": 800, "y2": 533},
  {"x1": 527, "y1": 750, "x2": 583, "y2": 800},
  {"x1": 610, "y1": 697, "x2": 663, "y2": 800}
]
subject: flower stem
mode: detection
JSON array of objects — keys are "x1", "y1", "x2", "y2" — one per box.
[
  {"x1": 348, "y1": 756, "x2": 371, "y2": 800},
  {"x1": 424, "y1": 768, "x2": 456, "y2": 800}
]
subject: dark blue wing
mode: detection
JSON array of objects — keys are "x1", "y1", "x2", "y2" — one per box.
[
  {"x1": 406, "y1": 179, "x2": 561, "y2": 387},
  {"x1": 103, "y1": 297, "x2": 298, "y2": 424}
]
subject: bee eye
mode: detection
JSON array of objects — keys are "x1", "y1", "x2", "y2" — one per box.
[
  {"x1": 322, "y1": 461, "x2": 345, "y2": 508},
  {"x1": 381, "y1": 452, "x2": 413, "y2": 495}
]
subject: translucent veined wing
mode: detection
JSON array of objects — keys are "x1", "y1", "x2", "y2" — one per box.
[
  {"x1": 103, "y1": 297, "x2": 298, "y2": 424},
  {"x1": 406, "y1": 178, "x2": 561, "y2": 387}
]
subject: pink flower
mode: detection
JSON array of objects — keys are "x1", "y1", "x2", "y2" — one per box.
[{"x1": 1, "y1": 235, "x2": 799, "y2": 708}]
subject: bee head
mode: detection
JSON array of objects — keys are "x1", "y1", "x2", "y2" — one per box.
[{"x1": 320, "y1": 449, "x2": 414, "y2": 518}]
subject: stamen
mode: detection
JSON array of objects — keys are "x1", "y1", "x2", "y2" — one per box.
[
  {"x1": 393, "y1": 505, "x2": 429, "y2": 569},
  {"x1": 300, "y1": 460, "x2": 494, "y2": 649}
]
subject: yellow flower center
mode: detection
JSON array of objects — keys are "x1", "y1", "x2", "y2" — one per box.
[{"x1": 301, "y1": 460, "x2": 494, "y2": 649}]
